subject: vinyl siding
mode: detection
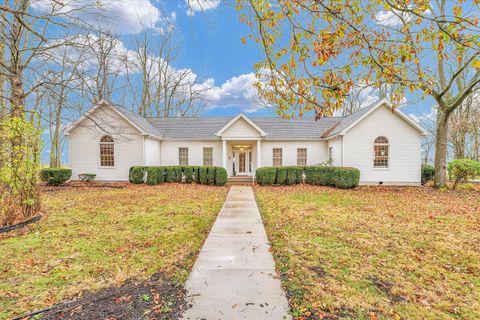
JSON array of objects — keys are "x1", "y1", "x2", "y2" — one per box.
[
  {"x1": 144, "y1": 138, "x2": 161, "y2": 166},
  {"x1": 160, "y1": 140, "x2": 223, "y2": 166},
  {"x1": 343, "y1": 106, "x2": 422, "y2": 185},
  {"x1": 69, "y1": 106, "x2": 143, "y2": 181},
  {"x1": 326, "y1": 137, "x2": 343, "y2": 166},
  {"x1": 222, "y1": 118, "x2": 262, "y2": 139},
  {"x1": 260, "y1": 141, "x2": 327, "y2": 167}
]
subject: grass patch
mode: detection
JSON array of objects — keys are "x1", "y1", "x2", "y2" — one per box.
[
  {"x1": 0, "y1": 184, "x2": 228, "y2": 319},
  {"x1": 255, "y1": 185, "x2": 480, "y2": 320}
]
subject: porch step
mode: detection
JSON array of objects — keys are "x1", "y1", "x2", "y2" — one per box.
[{"x1": 227, "y1": 176, "x2": 254, "y2": 185}]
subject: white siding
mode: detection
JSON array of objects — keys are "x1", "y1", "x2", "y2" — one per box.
[
  {"x1": 222, "y1": 118, "x2": 261, "y2": 139},
  {"x1": 144, "y1": 138, "x2": 161, "y2": 166},
  {"x1": 343, "y1": 106, "x2": 422, "y2": 185},
  {"x1": 326, "y1": 137, "x2": 343, "y2": 166},
  {"x1": 69, "y1": 106, "x2": 143, "y2": 181},
  {"x1": 260, "y1": 141, "x2": 327, "y2": 167},
  {"x1": 160, "y1": 140, "x2": 223, "y2": 166}
]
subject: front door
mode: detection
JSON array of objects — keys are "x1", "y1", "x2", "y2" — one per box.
[{"x1": 238, "y1": 152, "x2": 246, "y2": 174}]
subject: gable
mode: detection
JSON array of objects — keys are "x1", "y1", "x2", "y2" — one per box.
[
  {"x1": 324, "y1": 100, "x2": 427, "y2": 138},
  {"x1": 346, "y1": 105, "x2": 422, "y2": 138},
  {"x1": 66, "y1": 104, "x2": 142, "y2": 139},
  {"x1": 65, "y1": 101, "x2": 162, "y2": 139},
  {"x1": 222, "y1": 117, "x2": 262, "y2": 138}
]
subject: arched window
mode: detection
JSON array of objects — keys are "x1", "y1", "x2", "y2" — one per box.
[
  {"x1": 100, "y1": 135, "x2": 114, "y2": 167},
  {"x1": 373, "y1": 136, "x2": 389, "y2": 168}
]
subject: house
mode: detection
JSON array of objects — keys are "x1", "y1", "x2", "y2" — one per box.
[{"x1": 64, "y1": 99, "x2": 427, "y2": 185}]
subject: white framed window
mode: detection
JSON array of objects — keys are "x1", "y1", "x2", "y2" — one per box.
[
  {"x1": 297, "y1": 148, "x2": 307, "y2": 166},
  {"x1": 99, "y1": 135, "x2": 114, "y2": 167},
  {"x1": 203, "y1": 147, "x2": 213, "y2": 166},
  {"x1": 179, "y1": 148, "x2": 188, "y2": 166},
  {"x1": 273, "y1": 148, "x2": 282, "y2": 167},
  {"x1": 373, "y1": 136, "x2": 389, "y2": 168}
]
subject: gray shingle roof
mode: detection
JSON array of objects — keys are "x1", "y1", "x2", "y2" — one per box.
[
  {"x1": 323, "y1": 101, "x2": 380, "y2": 138},
  {"x1": 109, "y1": 100, "x2": 388, "y2": 140},
  {"x1": 113, "y1": 105, "x2": 162, "y2": 137},
  {"x1": 143, "y1": 116, "x2": 342, "y2": 140}
]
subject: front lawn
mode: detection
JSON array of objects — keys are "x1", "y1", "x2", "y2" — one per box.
[
  {"x1": 0, "y1": 184, "x2": 228, "y2": 319},
  {"x1": 255, "y1": 185, "x2": 480, "y2": 320}
]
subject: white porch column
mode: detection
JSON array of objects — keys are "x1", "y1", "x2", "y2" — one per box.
[
  {"x1": 256, "y1": 139, "x2": 261, "y2": 169},
  {"x1": 222, "y1": 139, "x2": 227, "y2": 170}
]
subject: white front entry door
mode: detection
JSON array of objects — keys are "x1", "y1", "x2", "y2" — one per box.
[
  {"x1": 234, "y1": 151, "x2": 250, "y2": 175},
  {"x1": 238, "y1": 151, "x2": 246, "y2": 174}
]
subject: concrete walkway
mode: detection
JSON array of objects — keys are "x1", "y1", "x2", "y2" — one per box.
[{"x1": 183, "y1": 186, "x2": 291, "y2": 320}]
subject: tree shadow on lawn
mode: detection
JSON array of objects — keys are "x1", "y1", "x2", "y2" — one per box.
[{"x1": 16, "y1": 273, "x2": 188, "y2": 320}]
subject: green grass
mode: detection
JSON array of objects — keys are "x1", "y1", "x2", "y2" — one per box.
[
  {"x1": 255, "y1": 185, "x2": 480, "y2": 320},
  {"x1": 0, "y1": 184, "x2": 228, "y2": 319}
]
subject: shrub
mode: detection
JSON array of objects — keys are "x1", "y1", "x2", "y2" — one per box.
[
  {"x1": 199, "y1": 167, "x2": 208, "y2": 184},
  {"x1": 448, "y1": 159, "x2": 480, "y2": 189},
  {"x1": 206, "y1": 167, "x2": 216, "y2": 185},
  {"x1": 129, "y1": 166, "x2": 145, "y2": 184},
  {"x1": 332, "y1": 167, "x2": 360, "y2": 189},
  {"x1": 183, "y1": 167, "x2": 194, "y2": 183},
  {"x1": 40, "y1": 168, "x2": 72, "y2": 186},
  {"x1": 256, "y1": 167, "x2": 277, "y2": 185},
  {"x1": 174, "y1": 166, "x2": 183, "y2": 183},
  {"x1": 275, "y1": 167, "x2": 288, "y2": 185},
  {"x1": 421, "y1": 164, "x2": 435, "y2": 185},
  {"x1": 215, "y1": 167, "x2": 228, "y2": 186},
  {"x1": 156, "y1": 167, "x2": 165, "y2": 183},
  {"x1": 305, "y1": 166, "x2": 333, "y2": 186},
  {"x1": 165, "y1": 167, "x2": 175, "y2": 183},
  {"x1": 192, "y1": 166, "x2": 200, "y2": 183},
  {"x1": 78, "y1": 173, "x2": 96, "y2": 182},
  {"x1": 286, "y1": 166, "x2": 303, "y2": 185},
  {"x1": 146, "y1": 167, "x2": 159, "y2": 185},
  {"x1": 305, "y1": 166, "x2": 359, "y2": 189}
]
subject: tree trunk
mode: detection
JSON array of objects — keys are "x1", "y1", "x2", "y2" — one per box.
[{"x1": 434, "y1": 109, "x2": 449, "y2": 187}]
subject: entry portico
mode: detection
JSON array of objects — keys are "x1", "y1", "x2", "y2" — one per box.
[{"x1": 215, "y1": 114, "x2": 266, "y2": 177}]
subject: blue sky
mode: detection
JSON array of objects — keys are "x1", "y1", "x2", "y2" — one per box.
[{"x1": 37, "y1": 0, "x2": 435, "y2": 164}]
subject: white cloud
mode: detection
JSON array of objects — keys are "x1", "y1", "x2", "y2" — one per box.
[
  {"x1": 32, "y1": 0, "x2": 168, "y2": 34},
  {"x1": 185, "y1": 0, "x2": 220, "y2": 16},
  {"x1": 204, "y1": 73, "x2": 263, "y2": 112},
  {"x1": 375, "y1": 10, "x2": 404, "y2": 27},
  {"x1": 375, "y1": 7, "x2": 431, "y2": 27}
]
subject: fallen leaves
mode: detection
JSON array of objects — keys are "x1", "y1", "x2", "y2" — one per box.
[
  {"x1": 0, "y1": 184, "x2": 228, "y2": 319},
  {"x1": 255, "y1": 185, "x2": 480, "y2": 319}
]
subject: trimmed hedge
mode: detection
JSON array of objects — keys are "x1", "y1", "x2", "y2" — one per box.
[
  {"x1": 206, "y1": 167, "x2": 216, "y2": 185},
  {"x1": 184, "y1": 167, "x2": 194, "y2": 183},
  {"x1": 165, "y1": 166, "x2": 175, "y2": 183},
  {"x1": 215, "y1": 167, "x2": 228, "y2": 186},
  {"x1": 286, "y1": 166, "x2": 303, "y2": 185},
  {"x1": 40, "y1": 168, "x2": 72, "y2": 186},
  {"x1": 199, "y1": 167, "x2": 208, "y2": 185},
  {"x1": 256, "y1": 165, "x2": 360, "y2": 189},
  {"x1": 421, "y1": 164, "x2": 435, "y2": 185},
  {"x1": 275, "y1": 167, "x2": 288, "y2": 185},
  {"x1": 130, "y1": 166, "x2": 146, "y2": 184},
  {"x1": 255, "y1": 167, "x2": 277, "y2": 185},
  {"x1": 146, "y1": 167, "x2": 159, "y2": 185},
  {"x1": 129, "y1": 166, "x2": 227, "y2": 186}
]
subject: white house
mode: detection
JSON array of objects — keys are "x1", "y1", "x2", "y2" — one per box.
[{"x1": 64, "y1": 99, "x2": 427, "y2": 185}]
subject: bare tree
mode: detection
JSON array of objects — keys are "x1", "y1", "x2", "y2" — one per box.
[{"x1": 125, "y1": 27, "x2": 211, "y2": 117}]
